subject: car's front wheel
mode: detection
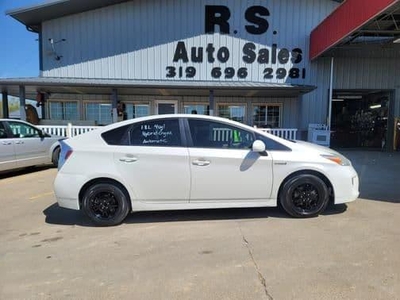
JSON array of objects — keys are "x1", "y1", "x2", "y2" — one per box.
[
  {"x1": 82, "y1": 183, "x2": 130, "y2": 226},
  {"x1": 279, "y1": 174, "x2": 329, "y2": 218}
]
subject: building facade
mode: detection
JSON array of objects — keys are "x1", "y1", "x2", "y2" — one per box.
[{"x1": 2, "y1": 0, "x2": 400, "y2": 149}]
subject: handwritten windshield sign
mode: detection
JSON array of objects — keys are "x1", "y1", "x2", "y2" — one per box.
[{"x1": 140, "y1": 123, "x2": 173, "y2": 144}]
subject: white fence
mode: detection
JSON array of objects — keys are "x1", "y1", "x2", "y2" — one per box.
[
  {"x1": 38, "y1": 124, "x2": 99, "y2": 138},
  {"x1": 38, "y1": 124, "x2": 297, "y2": 140},
  {"x1": 257, "y1": 128, "x2": 297, "y2": 140}
]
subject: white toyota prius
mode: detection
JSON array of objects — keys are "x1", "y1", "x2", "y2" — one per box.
[{"x1": 54, "y1": 114, "x2": 359, "y2": 226}]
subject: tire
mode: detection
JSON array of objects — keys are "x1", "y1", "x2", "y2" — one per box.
[
  {"x1": 279, "y1": 174, "x2": 329, "y2": 218},
  {"x1": 52, "y1": 147, "x2": 61, "y2": 167},
  {"x1": 82, "y1": 183, "x2": 130, "y2": 226}
]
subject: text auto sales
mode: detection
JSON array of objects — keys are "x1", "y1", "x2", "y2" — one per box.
[{"x1": 166, "y1": 5, "x2": 305, "y2": 80}]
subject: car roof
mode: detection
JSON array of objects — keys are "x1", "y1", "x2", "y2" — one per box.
[
  {"x1": 0, "y1": 118, "x2": 29, "y2": 122},
  {"x1": 103, "y1": 114, "x2": 253, "y2": 130}
]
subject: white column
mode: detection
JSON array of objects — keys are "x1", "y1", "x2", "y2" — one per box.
[{"x1": 19, "y1": 85, "x2": 26, "y2": 121}]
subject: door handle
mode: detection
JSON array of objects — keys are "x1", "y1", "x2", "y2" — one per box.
[
  {"x1": 119, "y1": 157, "x2": 138, "y2": 163},
  {"x1": 15, "y1": 141, "x2": 24, "y2": 145},
  {"x1": 192, "y1": 159, "x2": 211, "y2": 166},
  {"x1": 2, "y1": 141, "x2": 12, "y2": 145}
]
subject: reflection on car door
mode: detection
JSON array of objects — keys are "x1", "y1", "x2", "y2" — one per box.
[
  {"x1": 109, "y1": 118, "x2": 191, "y2": 202},
  {"x1": 187, "y1": 119, "x2": 273, "y2": 202},
  {"x1": 0, "y1": 122, "x2": 16, "y2": 171},
  {"x1": 7, "y1": 121, "x2": 50, "y2": 168}
]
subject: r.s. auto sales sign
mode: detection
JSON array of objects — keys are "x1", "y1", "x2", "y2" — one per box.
[{"x1": 165, "y1": 5, "x2": 306, "y2": 82}]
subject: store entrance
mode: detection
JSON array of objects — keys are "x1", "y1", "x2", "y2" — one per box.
[{"x1": 331, "y1": 91, "x2": 389, "y2": 149}]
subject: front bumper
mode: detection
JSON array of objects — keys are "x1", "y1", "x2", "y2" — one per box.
[{"x1": 332, "y1": 166, "x2": 359, "y2": 204}]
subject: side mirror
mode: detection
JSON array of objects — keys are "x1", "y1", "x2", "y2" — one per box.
[
  {"x1": 252, "y1": 140, "x2": 266, "y2": 153},
  {"x1": 38, "y1": 129, "x2": 49, "y2": 138}
]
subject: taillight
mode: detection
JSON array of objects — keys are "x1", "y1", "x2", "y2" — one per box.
[
  {"x1": 58, "y1": 140, "x2": 73, "y2": 170},
  {"x1": 65, "y1": 149, "x2": 73, "y2": 161}
]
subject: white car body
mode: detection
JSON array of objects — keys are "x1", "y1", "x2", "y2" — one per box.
[
  {"x1": 54, "y1": 114, "x2": 359, "y2": 225},
  {"x1": 0, "y1": 119, "x2": 62, "y2": 172}
]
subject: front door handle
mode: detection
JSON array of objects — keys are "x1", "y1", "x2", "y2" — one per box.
[
  {"x1": 2, "y1": 141, "x2": 12, "y2": 145},
  {"x1": 119, "y1": 157, "x2": 138, "y2": 163},
  {"x1": 192, "y1": 159, "x2": 211, "y2": 166}
]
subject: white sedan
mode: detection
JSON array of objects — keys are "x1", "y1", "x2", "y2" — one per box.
[
  {"x1": 0, "y1": 119, "x2": 62, "y2": 172},
  {"x1": 54, "y1": 114, "x2": 359, "y2": 226}
]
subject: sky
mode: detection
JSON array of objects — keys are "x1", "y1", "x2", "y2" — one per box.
[{"x1": 0, "y1": 0, "x2": 43, "y2": 78}]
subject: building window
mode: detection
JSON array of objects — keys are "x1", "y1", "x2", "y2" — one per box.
[
  {"x1": 218, "y1": 104, "x2": 246, "y2": 123},
  {"x1": 125, "y1": 103, "x2": 150, "y2": 119},
  {"x1": 49, "y1": 101, "x2": 79, "y2": 120},
  {"x1": 85, "y1": 103, "x2": 112, "y2": 125},
  {"x1": 253, "y1": 105, "x2": 282, "y2": 128},
  {"x1": 184, "y1": 104, "x2": 209, "y2": 115}
]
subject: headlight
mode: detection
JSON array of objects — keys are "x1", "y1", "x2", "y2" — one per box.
[{"x1": 321, "y1": 154, "x2": 351, "y2": 166}]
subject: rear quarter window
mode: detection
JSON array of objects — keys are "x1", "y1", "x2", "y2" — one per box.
[{"x1": 101, "y1": 125, "x2": 131, "y2": 145}]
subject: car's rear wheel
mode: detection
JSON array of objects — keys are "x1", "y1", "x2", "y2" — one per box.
[
  {"x1": 280, "y1": 174, "x2": 329, "y2": 218},
  {"x1": 82, "y1": 183, "x2": 130, "y2": 226}
]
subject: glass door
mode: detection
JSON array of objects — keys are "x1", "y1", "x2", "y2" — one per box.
[{"x1": 155, "y1": 100, "x2": 178, "y2": 115}]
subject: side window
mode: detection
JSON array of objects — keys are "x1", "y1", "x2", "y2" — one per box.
[
  {"x1": 101, "y1": 124, "x2": 131, "y2": 145},
  {"x1": 0, "y1": 122, "x2": 8, "y2": 139},
  {"x1": 8, "y1": 122, "x2": 41, "y2": 138},
  {"x1": 130, "y1": 119, "x2": 182, "y2": 147},
  {"x1": 188, "y1": 119, "x2": 255, "y2": 149},
  {"x1": 256, "y1": 133, "x2": 291, "y2": 151}
]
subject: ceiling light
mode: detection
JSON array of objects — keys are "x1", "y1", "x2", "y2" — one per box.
[
  {"x1": 370, "y1": 104, "x2": 381, "y2": 109},
  {"x1": 343, "y1": 95, "x2": 363, "y2": 99}
]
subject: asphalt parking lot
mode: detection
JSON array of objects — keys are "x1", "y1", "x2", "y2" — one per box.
[{"x1": 0, "y1": 151, "x2": 399, "y2": 300}]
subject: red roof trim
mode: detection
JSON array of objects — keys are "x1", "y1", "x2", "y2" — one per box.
[{"x1": 310, "y1": 0, "x2": 400, "y2": 60}]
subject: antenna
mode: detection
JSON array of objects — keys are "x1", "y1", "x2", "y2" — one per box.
[{"x1": 48, "y1": 38, "x2": 66, "y2": 60}]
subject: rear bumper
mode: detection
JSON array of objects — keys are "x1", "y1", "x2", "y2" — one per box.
[{"x1": 53, "y1": 172, "x2": 86, "y2": 210}]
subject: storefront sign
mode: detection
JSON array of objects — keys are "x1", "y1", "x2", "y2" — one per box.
[{"x1": 165, "y1": 5, "x2": 306, "y2": 81}]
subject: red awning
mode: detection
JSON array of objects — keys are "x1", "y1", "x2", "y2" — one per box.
[{"x1": 310, "y1": 0, "x2": 400, "y2": 60}]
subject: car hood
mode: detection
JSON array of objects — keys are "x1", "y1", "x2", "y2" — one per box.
[{"x1": 292, "y1": 140, "x2": 342, "y2": 156}]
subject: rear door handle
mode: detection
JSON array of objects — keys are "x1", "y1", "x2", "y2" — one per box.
[
  {"x1": 119, "y1": 157, "x2": 138, "y2": 163},
  {"x1": 192, "y1": 159, "x2": 211, "y2": 166},
  {"x1": 15, "y1": 141, "x2": 24, "y2": 145}
]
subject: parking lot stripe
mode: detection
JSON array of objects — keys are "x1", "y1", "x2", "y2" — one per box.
[{"x1": 29, "y1": 192, "x2": 54, "y2": 200}]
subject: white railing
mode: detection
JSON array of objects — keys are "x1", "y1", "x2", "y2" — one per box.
[
  {"x1": 256, "y1": 128, "x2": 297, "y2": 140},
  {"x1": 38, "y1": 124, "x2": 99, "y2": 138},
  {"x1": 38, "y1": 124, "x2": 297, "y2": 140},
  {"x1": 213, "y1": 128, "x2": 232, "y2": 142}
]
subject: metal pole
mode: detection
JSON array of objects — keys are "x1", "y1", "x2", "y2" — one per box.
[
  {"x1": 111, "y1": 89, "x2": 118, "y2": 123},
  {"x1": 328, "y1": 57, "x2": 334, "y2": 130},
  {"x1": 209, "y1": 89, "x2": 214, "y2": 116},
  {"x1": 2, "y1": 91, "x2": 9, "y2": 118}
]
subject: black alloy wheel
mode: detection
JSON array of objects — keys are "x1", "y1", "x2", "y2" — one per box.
[
  {"x1": 280, "y1": 174, "x2": 329, "y2": 218},
  {"x1": 82, "y1": 183, "x2": 130, "y2": 226}
]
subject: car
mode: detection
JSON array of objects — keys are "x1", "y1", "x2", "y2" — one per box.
[
  {"x1": 0, "y1": 119, "x2": 63, "y2": 172},
  {"x1": 54, "y1": 114, "x2": 359, "y2": 226}
]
